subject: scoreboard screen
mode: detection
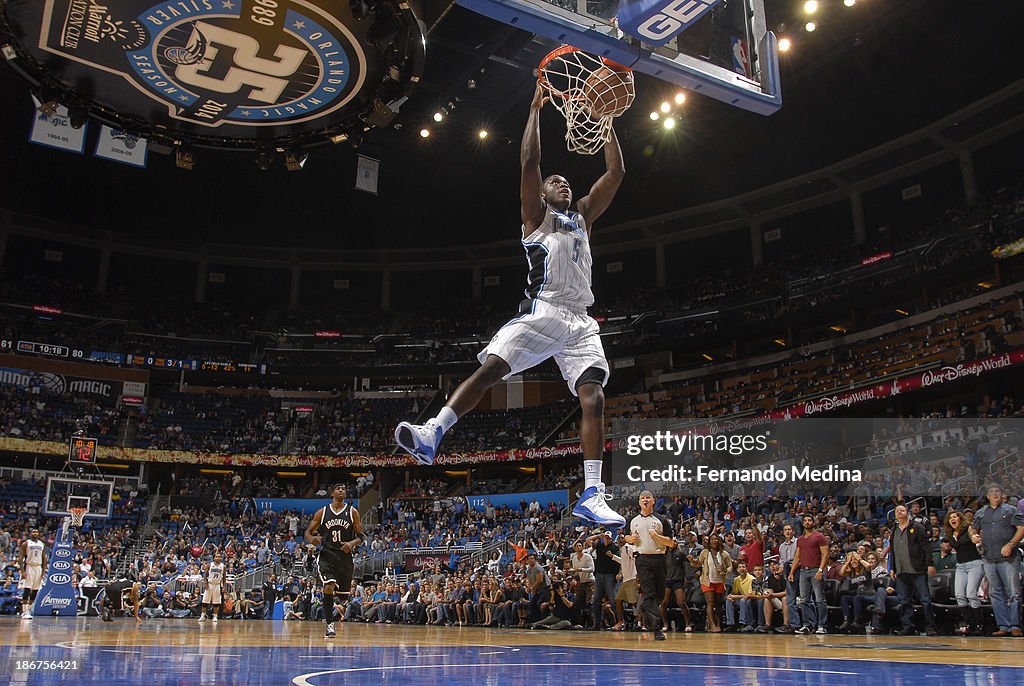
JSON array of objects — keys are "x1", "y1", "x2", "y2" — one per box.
[{"x1": 68, "y1": 436, "x2": 99, "y2": 465}]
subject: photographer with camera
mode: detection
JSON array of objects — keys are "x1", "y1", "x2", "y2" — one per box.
[{"x1": 530, "y1": 576, "x2": 575, "y2": 630}]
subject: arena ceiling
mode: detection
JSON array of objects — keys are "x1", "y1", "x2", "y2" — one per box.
[{"x1": 0, "y1": 0, "x2": 1021, "y2": 252}]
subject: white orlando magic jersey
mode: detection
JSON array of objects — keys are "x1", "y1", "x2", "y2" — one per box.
[
  {"x1": 207, "y1": 562, "x2": 224, "y2": 586},
  {"x1": 522, "y1": 206, "x2": 594, "y2": 310},
  {"x1": 26, "y1": 539, "x2": 44, "y2": 566}
]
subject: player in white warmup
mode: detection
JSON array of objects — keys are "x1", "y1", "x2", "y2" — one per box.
[
  {"x1": 17, "y1": 529, "x2": 46, "y2": 619},
  {"x1": 396, "y1": 83, "x2": 626, "y2": 528}
]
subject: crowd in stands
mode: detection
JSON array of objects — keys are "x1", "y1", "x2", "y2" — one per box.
[
  {"x1": 134, "y1": 392, "x2": 284, "y2": 453},
  {"x1": 1, "y1": 178, "x2": 1020, "y2": 377}
]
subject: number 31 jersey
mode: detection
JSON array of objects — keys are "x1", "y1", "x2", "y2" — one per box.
[{"x1": 320, "y1": 503, "x2": 354, "y2": 557}]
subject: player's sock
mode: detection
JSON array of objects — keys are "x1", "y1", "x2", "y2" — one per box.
[
  {"x1": 583, "y1": 460, "x2": 603, "y2": 489},
  {"x1": 323, "y1": 593, "x2": 334, "y2": 625},
  {"x1": 433, "y1": 406, "x2": 458, "y2": 434}
]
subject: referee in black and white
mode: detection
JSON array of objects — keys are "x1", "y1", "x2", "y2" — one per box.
[{"x1": 624, "y1": 490, "x2": 676, "y2": 641}]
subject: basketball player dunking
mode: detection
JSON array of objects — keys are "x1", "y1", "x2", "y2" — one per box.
[
  {"x1": 17, "y1": 529, "x2": 45, "y2": 619},
  {"x1": 199, "y1": 552, "x2": 226, "y2": 623},
  {"x1": 305, "y1": 484, "x2": 363, "y2": 638},
  {"x1": 396, "y1": 83, "x2": 626, "y2": 528}
]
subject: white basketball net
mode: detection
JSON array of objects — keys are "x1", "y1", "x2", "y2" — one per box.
[
  {"x1": 540, "y1": 48, "x2": 635, "y2": 155},
  {"x1": 69, "y1": 507, "x2": 86, "y2": 528}
]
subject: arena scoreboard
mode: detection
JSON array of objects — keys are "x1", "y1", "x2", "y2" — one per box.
[{"x1": 68, "y1": 436, "x2": 99, "y2": 465}]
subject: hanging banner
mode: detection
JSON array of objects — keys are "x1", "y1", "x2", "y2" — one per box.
[
  {"x1": 29, "y1": 97, "x2": 86, "y2": 153},
  {"x1": 356, "y1": 155, "x2": 380, "y2": 195},
  {"x1": 94, "y1": 125, "x2": 147, "y2": 167}
]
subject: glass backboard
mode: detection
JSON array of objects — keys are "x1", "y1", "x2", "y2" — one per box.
[
  {"x1": 43, "y1": 477, "x2": 113, "y2": 519},
  {"x1": 455, "y1": 0, "x2": 781, "y2": 114}
]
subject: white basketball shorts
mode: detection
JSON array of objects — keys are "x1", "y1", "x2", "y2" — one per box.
[
  {"x1": 202, "y1": 584, "x2": 223, "y2": 605},
  {"x1": 478, "y1": 298, "x2": 609, "y2": 395},
  {"x1": 22, "y1": 565, "x2": 43, "y2": 591}
]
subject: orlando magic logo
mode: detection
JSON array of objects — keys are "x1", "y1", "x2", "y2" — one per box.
[
  {"x1": 32, "y1": 0, "x2": 366, "y2": 128},
  {"x1": 163, "y1": 22, "x2": 207, "y2": 66}
]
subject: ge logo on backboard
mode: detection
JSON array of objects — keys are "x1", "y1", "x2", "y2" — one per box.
[{"x1": 37, "y1": 0, "x2": 366, "y2": 127}]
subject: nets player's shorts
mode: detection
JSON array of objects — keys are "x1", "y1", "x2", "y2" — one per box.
[
  {"x1": 479, "y1": 299, "x2": 609, "y2": 396},
  {"x1": 100, "y1": 580, "x2": 134, "y2": 611},
  {"x1": 316, "y1": 549, "x2": 354, "y2": 593}
]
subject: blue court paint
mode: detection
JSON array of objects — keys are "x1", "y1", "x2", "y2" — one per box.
[{"x1": 1, "y1": 628, "x2": 1021, "y2": 685}]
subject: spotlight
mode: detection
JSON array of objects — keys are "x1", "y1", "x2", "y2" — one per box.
[
  {"x1": 419, "y1": 128, "x2": 430, "y2": 138},
  {"x1": 660, "y1": 102, "x2": 671, "y2": 113},
  {"x1": 778, "y1": 37, "x2": 792, "y2": 52},
  {"x1": 433, "y1": 112, "x2": 443, "y2": 122},
  {"x1": 663, "y1": 117, "x2": 676, "y2": 130},
  {"x1": 35, "y1": 87, "x2": 60, "y2": 117},
  {"x1": 844, "y1": 0, "x2": 855, "y2": 5},
  {"x1": 804, "y1": 0, "x2": 817, "y2": 13},
  {"x1": 805, "y1": 21, "x2": 816, "y2": 32},
  {"x1": 254, "y1": 147, "x2": 275, "y2": 171},
  {"x1": 467, "y1": 79, "x2": 476, "y2": 90},
  {"x1": 175, "y1": 145, "x2": 194, "y2": 170},
  {"x1": 674, "y1": 92, "x2": 686, "y2": 105},
  {"x1": 284, "y1": 148, "x2": 308, "y2": 172},
  {"x1": 650, "y1": 111, "x2": 660, "y2": 121},
  {"x1": 329, "y1": 132, "x2": 349, "y2": 144},
  {"x1": 478, "y1": 129, "x2": 488, "y2": 139}
]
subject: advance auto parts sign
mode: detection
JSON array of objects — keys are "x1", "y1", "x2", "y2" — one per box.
[{"x1": 31, "y1": 0, "x2": 366, "y2": 129}]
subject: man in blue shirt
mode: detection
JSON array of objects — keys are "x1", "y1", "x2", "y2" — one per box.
[{"x1": 972, "y1": 484, "x2": 1024, "y2": 637}]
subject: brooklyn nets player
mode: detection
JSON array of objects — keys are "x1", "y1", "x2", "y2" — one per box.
[
  {"x1": 305, "y1": 484, "x2": 363, "y2": 638},
  {"x1": 396, "y1": 83, "x2": 626, "y2": 528}
]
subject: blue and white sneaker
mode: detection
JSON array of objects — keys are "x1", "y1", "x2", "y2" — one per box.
[
  {"x1": 395, "y1": 420, "x2": 443, "y2": 465},
  {"x1": 572, "y1": 483, "x2": 625, "y2": 528}
]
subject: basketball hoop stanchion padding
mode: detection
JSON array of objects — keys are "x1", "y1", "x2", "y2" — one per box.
[
  {"x1": 33, "y1": 515, "x2": 80, "y2": 616},
  {"x1": 539, "y1": 46, "x2": 635, "y2": 155}
]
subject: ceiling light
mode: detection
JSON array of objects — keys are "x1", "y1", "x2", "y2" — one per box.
[
  {"x1": 419, "y1": 128, "x2": 430, "y2": 138},
  {"x1": 329, "y1": 132, "x2": 349, "y2": 144},
  {"x1": 844, "y1": 0, "x2": 855, "y2": 6},
  {"x1": 674, "y1": 92, "x2": 686, "y2": 105},
  {"x1": 660, "y1": 101, "x2": 671, "y2": 113},
  {"x1": 650, "y1": 111, "x2": 660, "y2": 121},
  {"x1": 284, "y1": 148, "x2": 307, "y2": 172},
  {"x1": 778, "y1": 37, "x2": 792, "y2": 52},
  {"x1": 804, "y1": 0, "x2": 818, "y2": 14},
  {"x1": 433, "y1": 112, "x2": 443, "y2": 122},
  {"x1": 805, "y1": 21, "x2": 816, "y2": 32},
  {"x1": 478, "y1": 129, "x2": 488, "y2": 139},
  {"x1": 175, "y1": 146, "x2": 194, "y2": 170},
  {"x1": 663, "y1": 117, "x2": 676, "y2": 130}
]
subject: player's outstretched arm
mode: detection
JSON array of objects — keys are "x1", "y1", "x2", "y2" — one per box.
[
  {"x1": 576, "y1": 126, "x2": 624, "y2": 229},
  {"x1": 305, "y1": 508, "x2": 324, "y2": 546},
  {"x1": 521, "y1": 84, "x2": 547, "y2": 234}
]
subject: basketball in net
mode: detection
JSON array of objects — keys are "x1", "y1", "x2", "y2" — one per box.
[{"x1": 539, "y1": 46, "x2": 635, "y2": 155}]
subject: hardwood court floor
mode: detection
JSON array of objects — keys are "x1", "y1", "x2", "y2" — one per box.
[{"x1": 1, "y1": 618, "x2": 1022, "y2": 685}]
